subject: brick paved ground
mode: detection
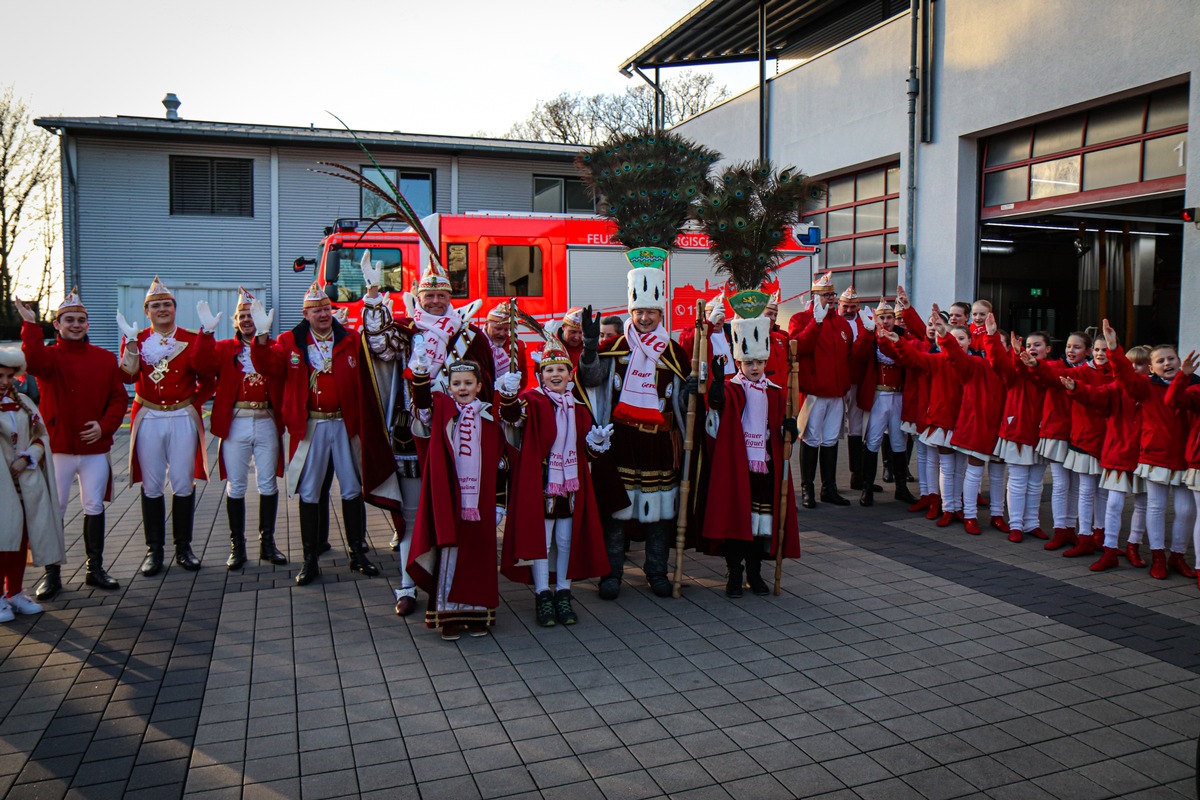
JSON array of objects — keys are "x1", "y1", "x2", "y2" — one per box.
[{"x1": 1, "y1": 429, "x2": 1198, "y2": 799}]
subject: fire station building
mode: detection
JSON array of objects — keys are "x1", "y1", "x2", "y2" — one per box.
[{"x1": 630, "y1": 0, "x2": 1200, "y2": 347}]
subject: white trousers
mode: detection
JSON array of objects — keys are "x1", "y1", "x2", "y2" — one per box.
[
  {"x1": 396, "y1": 477, "x2": 420, "y2": 597},
  {"x1": 55, "y1": 453, "x2": 110, "y2": 517},
  {"x1": 1144, "y1": 481, "x2": 1196, "y2": 553},
  {"x1": 1104, "y1": 490, "x2": 1149, "y2": 549},
  {"x1": 532, "y1": 517, "x2": 574, "y2": 594},
  {"x1": 1075, "y1": 473, "x2": 1101, "y2": 534},
  {"x1": 1049, "y1": 462, "x2": 1079, "y2": 530},
  {"x1": 844, "y1": 386, "x2": 864, "y2": 437},
  {"x1": 136, "y1": 410, "x2": 198, "y2": 499},
  {"x1": 803, "y1": 396, "x2": 845, "y2": 448},
  {"x1": 939, "y1": 450, "x2": 966, "y2": 512},
  {"x1": 223, "y1": 415, "x2": 280, "y2": 499},
  {"x1": 864, "y1": 392, "x2": 905, "y2": 454},
  {"x1": 1006, "y1": 462, "x2": 1047, "y2": 533},
  {"x1": 918, "y1": 441, "x2": 937, "y2": 497},
  {"x1": 963, "y1": 463, "x2": 985, "y2": 520},
  {"x1": 297, "y1": 420, "x2": 361, "y2": 503}
]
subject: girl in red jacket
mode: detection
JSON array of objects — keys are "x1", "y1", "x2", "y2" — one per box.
[
  {"x1": 1058, "y1": 337, "x2": 1113, "y2": 557},
  {"x1": 1166, "y1": 349, "x2": 1200, "y2": 588},
  {"x1": 1106, "y1": 321, "x2": 1196, "y2": 580},
  {"x1": 893, "y1": 288, "x2": 937, "y2": 512},
  {"x1": 996, "y1": 332, "x2": 1050, "y2": 543},
  {"x1": 1023, "y1": 332, "x2": 1093, "y2": 550}
]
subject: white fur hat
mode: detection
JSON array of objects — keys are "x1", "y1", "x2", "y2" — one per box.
[
  {"x1": 627, "y1": 267, "x2": 666, "y2": 313},
  {"x1": 0, "y1": 346, "x2": 27, "y2": 376},
  {"x1": 730, "y1": 316, "x2": 772, "y2": 361}
]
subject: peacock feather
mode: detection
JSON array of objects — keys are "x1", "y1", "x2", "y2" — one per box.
[
  {"x1": 692, "y1": 161, "x2": 815, "y2": 292},
  {"x1": 575, "y1": 129, "x2": 720, "y2": 250}
]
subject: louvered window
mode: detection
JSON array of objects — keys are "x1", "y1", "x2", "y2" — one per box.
[{"x1": 170, "y1": 156, "x2": 254, "y2": 216}]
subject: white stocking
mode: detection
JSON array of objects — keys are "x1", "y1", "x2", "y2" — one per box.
[
  {"x1": 1024, "y1": 463, "x2": 1047, "y2": 532},
  {"x1": 1170, "y1": 486, "x2": 1195, "y2": 554},
  {"x1": 1103, "y1": 490, "x2": 1127, "y2": 549},
  {"x1": 988, "y1": 462, "x2": 1006, "y2": 519},
  {"x1": 963, "y1": 463, "x2": 985, "y2": 520},
  {"x1": 554, "y1": 518, "x2": 573, "y2": 592},
  {"x1": 1129, "y1": 493, "x2": 1147, "y2": 543},
  {"x1": 1077, "y1": 473, "x2": 1099, "y2": 536},
  {"x1": 1049, "y1": 462, "x2": 1073, "y2": 529},
  {"x1": 1007, "y1": 464, "x2": 1029, "y2": 531},
  {"x1": 1145, "y1": 481, "x2": 1168, "y2": 550}
]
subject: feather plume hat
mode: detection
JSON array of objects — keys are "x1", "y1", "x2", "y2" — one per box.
[
  {"x1": 576, "y1": 129, "x2": 720, "y2": 314},
  {"x1": 693, "y1": 161, "x2": 813, "y2": 361}
]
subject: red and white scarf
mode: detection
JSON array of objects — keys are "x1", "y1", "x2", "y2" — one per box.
[
  {"x1": 732, "y1": 373, "x2": 769, "y2": 473},
  {"x1": 544, "y1": 388, "x2": 579, "y2": 496},
  {"x1": 410, "y1": 307, "x2": 461, "y2": 375},
  {"x1": 452, "y1": 399, "x2": 484, "y2": 521},
  {"x1": 488, "y1": 334, "x2": 510, "y2": 376},
  {"x1": 613, "y1": 319, "x2": 669, "y2": 427}
]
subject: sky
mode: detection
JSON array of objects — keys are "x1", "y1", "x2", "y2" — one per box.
[{"x1": 3, "y1": 0, "x2": 759, "y2": 137}]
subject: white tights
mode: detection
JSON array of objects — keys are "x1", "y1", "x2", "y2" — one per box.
[
  {"x1": 1103, "y1": 491, "x2": 1149, "y2": 549},
  {"x1": 1144, "y1": 481, "x2": 1196, "y2": 553},
  {"x1": 1006, "y1": 462, "x2": 1047, "y2": 532},
  {"x1": 963, "y1": 463, "x2": 985, "y2": 520},
  {"x1": 1076, "y1": 473, "x2": 1100, "y2": 535},
  {"x1": 939, "y1": 451, "x2": 966, "y2": 512},
  {"x1": 532, "y1": 517, "x2": 573, "y2": 594},
  {"x1": 988, "y1": 462, "x2": 1006, "y2": 519},
  {"x1": 1049, "y1": 462, "x2": 1079, "y2": 530},
  {"x1": 1193, "y1": 491, "x2": 1200, "y2": 568},
  {"x1": 916, "y1": 441, "x2": 935, "y2": 497}
]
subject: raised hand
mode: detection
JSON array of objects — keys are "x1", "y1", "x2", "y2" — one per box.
[
  {"x1": 581, "y1": 305, "x2": 601, "y2": 343},
  {"x1": 1059, "y1": 375, "x2": 1077, "y2": 392},
  {"x1": 1010, "y1": 331, "x2": 1023, "y2": 352},
  {"x1": 1102, "y1": 318, "x2": 1119, "y2": 350},
  {"x1": 859, "y1": 306, "x2": 875, "y2": 332},
  {"x1": 196, "y1": 300, "x2": 222, "y2": 333},
  {"x1": 706, "y1": 301, "x2": 726, "y2": 327},
  {"x1": 250, "y1": 299, "x2": 273, "y2": 337},
  {"x1": 402, "y1": 292, "x2": 417, "y2": 319},
  {"x1": 116, "y1": 311, "x2": 140, "y2": 341},
  {"x1": 12, "y1": 298, "x2": 37, "y2": 324},
  {"x1": 585, "y1": 423, "x2": 614, "y2": 453},
  {"x1": 985, "y1": 312, "x2": 997, "y2": 336},
  {"x1": 1019, "y1": 349, "x2": 1037, "y2": 368},
  {"x1": 1181, "y1": 350, "x2": 1199, "y2": 377},
  {"x1": 495, "y1": 372, "x2": 522, "y2": 397},
  {"x1": 878, "y1": 329, "x2": 900, "y2": 343},
  {"x1": 412, "y1": 349, "x2": 430, "y2": 376},
  {"x1": 895, "y1": 285, "x2": 910, "y2": 311},
  {"x1": 812, "y1": 298, "x2": 828, "y2": 323},
  {"x1": 360, "y1": 249, "x2": 382, "y2": 290}
]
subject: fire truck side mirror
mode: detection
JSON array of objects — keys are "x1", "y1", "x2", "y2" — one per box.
[{"x1": 293, "y1": 257, "x2": 316, "y2": 273}]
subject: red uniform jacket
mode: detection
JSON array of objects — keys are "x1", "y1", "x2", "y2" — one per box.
[
  {"x1": 1029, "y1": 359, "x2": 1085, "y2": 442},
  {"x1": 1165, "y1": 371, "x2": 1200, "y2": 469},
  {"x1": 409, "y1": 392, "x2": 502, "y2": 610},
  {"x1": 1111, "y1": 352, "x2": 1189, "y2": 471},
  {"x1": 881, "y1": 335, "x2": 962, "y2": 433},
  {"x1": 942, "y1": 333, "x2": 1006, "y2": 456},
  {"x1": 997, "y1": 349, "x2": 1045, "y2": 448},
  {"x1": 204, "y1": 333, "x2": 285, "y2": 479},
  {"x1": 699, "y1": 382, "x2": 801, "y2": 559},
  {"x1": 895, "y1": 309, "x2": 928, "y2": 425},
  {"x1": 1069, "y1": 350, "x2": 1143, "y2": 473},
  {"x1": 21, "y1": 322, "x2": 127, "y2": 457},
  {"x1": 855, "y1": 312, "x2": 925, "y2": 413},
  {"x1": 1066, "y1": 362, "x2": 1112, "y2": 458},
  {"x1": 500, "y1": 390, "x2": 608, "y2": 584},
  {"x1": 788, "y1": 309, "x2": 867, "y2": 399},
  {"x1": 846, "y1": 314, "x2": 870, "y2": 386},
  {"x1": 679, "y1": 321, "x2": 736, "y2": 390}
]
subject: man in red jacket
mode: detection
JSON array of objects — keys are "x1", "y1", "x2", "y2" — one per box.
[
  {"x1": 253, "y1": 282, "x2": 398, "y2": 586},
  {"x1": 789, "y1": 272, "x2": 868, "y2": 508},
  {"x1": 483, "y1": 301, "x2": 529, "y2": 388},
  {"x1": 15, "y1": 291, "x2": 128, "y2": 598},
  {"x1": 117, "y1": 277, "x2": 218, "y2": 576},
  {"x1": 763, "y1": 292, "x2": 790, "y2": 388},
  {"x1": 200, "y1": 288, "x2": 286, "y2": 570}
]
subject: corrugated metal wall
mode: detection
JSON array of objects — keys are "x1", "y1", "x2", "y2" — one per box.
[{"x1": 456, "y1": 157, "x2": 580, "y2": 213}]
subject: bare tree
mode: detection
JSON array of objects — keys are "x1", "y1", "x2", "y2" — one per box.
[
  {"x1": 506, "y1": 70, "x2": 732, "y2": 145},
  {"x1": 0, "y1": 85, "x2": 59, "y2": 324}
]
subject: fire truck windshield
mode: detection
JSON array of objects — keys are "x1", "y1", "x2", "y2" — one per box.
[{"x1": 325, "y1": 247, "x2": 404, "y2": 302}]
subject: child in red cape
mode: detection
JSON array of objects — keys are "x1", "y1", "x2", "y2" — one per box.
[
  {"x1": 499, "y1": 338, "x2": 612, "y2": 627},
  {"x1": 408, "y1": 358, "x2": 503, "y2": 641}
]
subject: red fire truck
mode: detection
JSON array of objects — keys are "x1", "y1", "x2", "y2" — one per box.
[{"x1": 293, "y1": 213, "x2": 821, "y2": 335}]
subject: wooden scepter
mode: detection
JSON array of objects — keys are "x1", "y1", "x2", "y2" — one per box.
[
  {"x1": 773, "y1": 338, "x2": 799, "y2": 596},
  {"x1": 507, "y1": 297, "x2": 520, "y2": 374},
  {"x1": 674, "y1": 299, "x2": 707, "y2": 598}
]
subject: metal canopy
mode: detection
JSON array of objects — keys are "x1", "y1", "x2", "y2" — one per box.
[{"x1": 620, "y1": 0, "x2": 873, "y2": 72}]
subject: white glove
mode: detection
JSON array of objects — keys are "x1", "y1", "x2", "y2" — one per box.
[
  {"x1": 813, "y1": 297, "x2": 829, "y2": 323},
  {"x1": 706, "y1": 303, "x2": 725, "y2": 326},
  {"x1": 116, "y1": 311, "x2": 140, "y2": 342},
  {"x1": 250, "y1": 299, "x2": 274, "y2": 336},
  {"x1": 586, "y1": 423, "x2": 615, "y2": 452},
  {"x1": 495, "y1": 372, "x2": 521, "y2": 397},
  {"x1": 412, "y1": 349, "x2": 430, "y2": 376},
  {"x1": 196, "y1": 301, "x2": 222, "y2": 333},
  {"x1": 333, "y1": 307, "x2": 349, "y2": 325},
  {"x1": 859, "y1": 307, "x2": 876, "y2": 332},
  {"x1": 402, "y1": 291, "x2": 417, "y2": 319},
  {"x1": 360, "y1": 249, "x2": 382, "y2": 288}
]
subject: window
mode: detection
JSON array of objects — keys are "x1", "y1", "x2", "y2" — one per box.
[
  {"x1": 446, "y1": 243, "x2": 470, "y2": 299},
  {"x1": 486, "y1": 245, "x2": 543, "y2": 297},
  {"x1": 170, "y1": 157, "x2": 253, "y2": 216},
  {"x1": 361, "y1": 167, "x2": 434, "y2": 219},
  {"x1": 803, "y1": 163, "x2": 900, "y2": 301},
  {"x1": 324, "y1": 247, "x2": 403, "y2": 303},
  {"x1": 533, "y1": 176, "x2": 594, "y2": 214}
]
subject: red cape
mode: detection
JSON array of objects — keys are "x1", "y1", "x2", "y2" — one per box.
[
  {"x1": 408, "y1": 393, "x2": 501, "y2": 609},
  {"x1": 699, "y1": 381, "x2": 801, "y2": 559},
  {"x1": 500, "y1": 390, "x2": 608, "y2": 584}
]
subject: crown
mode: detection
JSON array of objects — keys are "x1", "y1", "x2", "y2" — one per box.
[
  {"x1": 415, "y1": 258, "x2": 452, "y2": 294},
  {"x1": 58, "y1": 287, "x2": 86, "y2": 316},
  {"x1": 538, "y1": 336, "x2": 573, "y2": 369},
  {"x1": 236, "y1": 286, "x2": 257, "y2": 309},
  {"x1": 811, "y1": 271, "x2": 833, "y2": 293},
  {"x1": 303, "y1": 281, "x2": 330, "y2": 308},
  {"x1": 145, "y1": 275, "x2": 174, "y2": 303}
]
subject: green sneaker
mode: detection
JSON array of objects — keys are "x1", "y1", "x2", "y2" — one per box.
[
  {"x1": 554, "y1": 589, "x2": 578, "y2": 625},
  {"x1": 535, "y1": 590, "x2": 556, "y2": 627}
]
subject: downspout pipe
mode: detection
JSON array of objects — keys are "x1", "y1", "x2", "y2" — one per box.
[
  {"x1": 904, "y1": 0, "x2": 920, "y2": 295},
  {"x1": 759, "y1": 0, "x2": 768, "y2": 162},
  {"x1": 631, "y1": 66, "x2": 666, "y2": 131}
]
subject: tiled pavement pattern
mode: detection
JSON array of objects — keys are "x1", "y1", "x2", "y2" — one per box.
[{"x1": 1, "y1": 430, "x2": 1198, "y2": 799}]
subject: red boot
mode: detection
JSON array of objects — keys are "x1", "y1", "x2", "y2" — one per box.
[
  {"x1": 1149, "y1": 549, "x2": 1168, "y2": 580},
  {"x1": 978, "y1": 494, "x2": 989, "y2": 507},
  {"x1": 1044, "y1": 528, "x2": 1076, "y2": 551},
  {"x1": 1028, "y1": 527, "x2": 1050, "y2": 540},
  {"x1": 1089, "y1": 547, "x2": 1120, "y2": 572},
  {"x1": 909, "y1": 495, "x2": 932, "y2": 513},
  {"x1": 963, "y1": 518, "x2": 981, "y2": 535},
  {"x1": 1091, "y1": 528, "x2": 1103, "y2": 547},
  {"x1": 1008, "y1": 529, "x2": 1023, "y2": 543},
  {"x1": 990, "y1": 516, "x2": 1010, "y2": 533},
  {"x1": 1167, "y1": 553, "x2": 1197, "y2": 578},
  {"x1": 1062, "y1": 537, "x2": 1097, "y2": 558},
  {"x1": 1124, "y1": 543, "x2": 1146, "y2": 568},
  {"x1": 925, "y1": 496, "x2": 943, "y2": 521},
  {"x1": 935, "y1": 511, "x2": 956, "y2": 528}
]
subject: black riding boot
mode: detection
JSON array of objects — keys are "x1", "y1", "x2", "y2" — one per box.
[
  {"x1": 598, "y1": 519, "x2": 625, "y2": 600},
  {"x1": 800, "y1": 443, "x2": 819, "y2": 509},
  {"x1": 83, "y1": 512, "x2": 119, "y2": 589},
  {"x1": 859, "y1": 448, "x2": 879, "y2": 507},
  {"x1": 724, "y1": 542, "x2": 744, "y2": 598},
  {"x1": 882, "y1": 447, "x2": 894, "y2": 483},
  {"x1": 226, "y1": 497, "x2": 247, "y2": 570},
  {"x1": 343, "y1": 497, "x2": 379, "y2": 576},
  {"x1": 848, "y1": 436, "x2": 863, "y2": 490},
  {"x1": 33, "y1": 564, "x2": 62, "y2": 600},
  {"x1": 258, "y1": 493, "x2": 286, "y2": 564},
  {"x1": 644, "y1": 520, "x2": 673, "y2": 598},
  {"x1": 296, "y1": 501, "x2": 321, "y2": 585},
  {"x1": 317, "y1": 459, "x2": 334, "y2": 555},
  {"x1": 744, "y1": 541, "x2": 770, "y2": 596},
  {"x1": 892, "y1": 449, "x2": 919, "y2": 504},
  {"x1": 140, "y1": 492, "x2": 166, "y2": 576},
  {"x1": 819, "y1": 447, "x2": 851, "y2": 506},
  {"x1": 173, "y1": 493, "x2": 201, "y2": 570}
]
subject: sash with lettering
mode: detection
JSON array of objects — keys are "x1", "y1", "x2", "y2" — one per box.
[
  {"x1": 732, "y1": 372, "x2": 769, "y2": 473},
  {"x1": 408, "y1": 307, "x2": 460, "y2": 376},
  {"x1": 613, "y1": 319, "x2": 669, "y2": 426},
  {"x1": 453, "y1": 399, "x2": 484, "y2": 521}
]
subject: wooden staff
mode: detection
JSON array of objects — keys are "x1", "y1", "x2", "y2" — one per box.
[
  {"x1": 507, "y1": 296, "x2": 519, "y2": 374},
  {"x1": 674, "y1": 299, "x2": 707, "y2": 598},
  {"x1": 773, "y1": 339, "x2": 799, "y2": 596}
]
